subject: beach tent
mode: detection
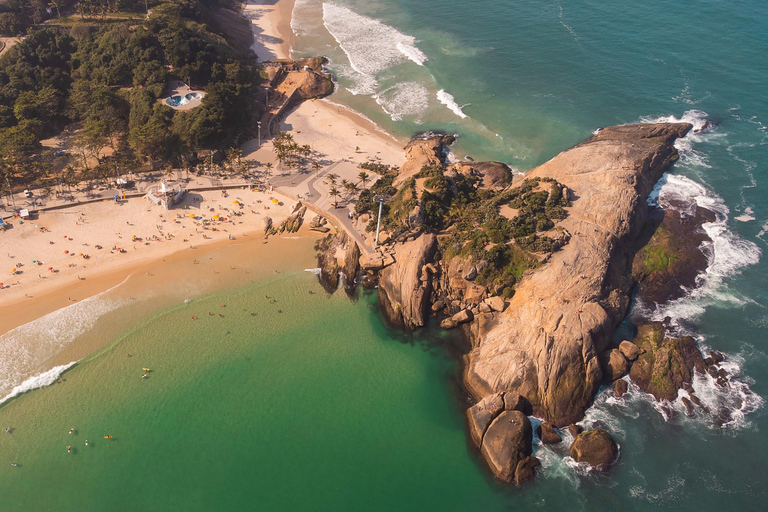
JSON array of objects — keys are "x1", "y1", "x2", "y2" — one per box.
[{"x1": 19, "y1": 209, "x2": 29, "y2": 219}]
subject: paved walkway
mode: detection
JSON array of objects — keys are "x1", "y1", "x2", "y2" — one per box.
[{"x1": 3, "y1": 161, "x2": 376, "y2": 254}]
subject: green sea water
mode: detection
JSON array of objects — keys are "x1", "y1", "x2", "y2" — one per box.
[
  {"x1": 3, "y1": 0, "x2": 768, "y2": 509},
  {"x1": 0, "y1": 271, "x2": 512, "y2": 511}
]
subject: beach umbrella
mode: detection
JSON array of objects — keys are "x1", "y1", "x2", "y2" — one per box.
[
  {"x1": 64, "y1": 250, "x2": 69, "y2": 254},
  {"x1": 213, "y1": 214, "x2": 220, "y2": 219},
  {"x1": 272, "y1": 198, "x2": 278, "y2": 204},
  {"x1": 233, "y1": 200, "x2": 239, "y2": 204},
  {"x1": 48, "y1": 267, "x2": 53, "y2": 271},
  {"x1": 188, "y1": 214, "x2": 195, "y2": 218}
]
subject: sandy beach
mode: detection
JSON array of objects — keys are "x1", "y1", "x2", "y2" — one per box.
[
  {"x1": 0, "y1": 0, "x2": 408, "y2": 393},
  {"x1": 244, "y1": 0, "x2": 296, "y2": 61},
  {"x1": 0, "y1": 188, "x2": 295, "y2": 333}
]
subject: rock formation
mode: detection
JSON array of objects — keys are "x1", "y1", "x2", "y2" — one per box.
[
  {"x1": 569, "y1": 429, "x2": 619, "y2": 470},
  {"x1": 396, "y1": 135, "x2": 456, "y2": 186},
  {"x1": 628, "y1": 322, "x2": 707, "y2": 401},
  {"x1": 315, "y1": 231, "x2": 360, "y2": 295},
  {"x1": 632, "y1": 205, "x2": 713, "y2": 306},
  {"x1": 377, "y1": 234, "x2": 437, "y2": 328},
  {"x1": 463, "y1": 123, "x2": 692, "y2": 426}
]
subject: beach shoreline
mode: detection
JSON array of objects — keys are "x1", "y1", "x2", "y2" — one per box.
[{"x1": 0, "y1": 0, "x2": 406, "y2": 397}]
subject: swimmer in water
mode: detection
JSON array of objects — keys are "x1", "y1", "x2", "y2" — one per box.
[
  {"x1": 69, "y1": 428, "x2": 74, "y2": 435},
  {"x1": 85, "y1": 440, "x2": 88, "y2": 446},
  {"x1": 67, "y1": 446, "x2": 71, "y2": 453},
  {"x1": 141, "y1": 374, "x2": 147, "y2": 379},
  {"x1": 10, "y1": 462, "x2": 18, "y2": 467}
]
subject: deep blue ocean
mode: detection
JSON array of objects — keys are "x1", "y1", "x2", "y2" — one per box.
[{"x1": 289, "y1": 0, "x2": 768, "y2": 508}]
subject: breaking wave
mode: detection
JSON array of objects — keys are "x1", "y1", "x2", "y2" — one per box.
[
  {"x1": 0, "y1": 361, "x2": 77, "y2": 406},
  {"x1": 436, "y1": 89, "x2": 468, "y2": 119},
  {"x1": 322, "y1": 3, "x2": 426, "y2": 77},
  {"x1": 0, "y1": 284, "x2": 127, "y2": 397},
  {"x1": 374, "y1": 81, "x2": 429, "y2": 122}
]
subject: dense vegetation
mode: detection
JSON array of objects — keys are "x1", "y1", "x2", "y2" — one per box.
[
  {"x1": 355, "y1": 165, "x2": 571, "y2": 297},
  {"x1": 0, "y1": 0, "x2": 259, "y2": 195}
]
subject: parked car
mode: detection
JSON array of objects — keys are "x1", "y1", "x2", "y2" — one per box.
[{"x1": 23, "y1": 190, "x2": 33, "y2": 198}]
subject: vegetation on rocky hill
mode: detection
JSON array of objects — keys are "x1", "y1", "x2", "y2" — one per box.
[{"x1": 354, "y1": 162, "x2": 571, "y2": 297}]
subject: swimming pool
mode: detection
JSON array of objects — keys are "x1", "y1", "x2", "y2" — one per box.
[{"x1": 165, "y1": 92, "x2": 204, "y2": 107}]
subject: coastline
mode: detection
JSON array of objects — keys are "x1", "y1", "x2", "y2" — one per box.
[
  {"x1": 0, "y1": 0, "x2": 406, "y2": 395},
  {"x1": 244, "y1": 0, "x2": 297, "y2": 61}
]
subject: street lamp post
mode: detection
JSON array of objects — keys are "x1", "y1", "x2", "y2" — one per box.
[
  {"x1": 257, "y1": 121, "x2": 262, "y2": 147},
  {"x1": 373, "y1": 195, "x2": 390, "y2": 246}
]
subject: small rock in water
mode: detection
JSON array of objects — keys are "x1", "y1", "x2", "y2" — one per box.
[
  {"x1": 537, "y1": 422, "x2": 562, "y2": 445},
  {"x1": 681, "y1": 396, "x2": 695, "y2": 417},
  {"x1": 614, "y1": 379, "x2": 628, "y2": 398},
  {"x1": 569, "y1": 430, "x2": 619, "y2": 471}
]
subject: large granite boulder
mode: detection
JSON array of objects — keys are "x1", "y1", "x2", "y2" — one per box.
[
  {"x1": 463, "y1": 123, "x2": 692, "y2": 426},
  {"x1": 569, "y1": 429, "x2": 619, "y2": 470},
  {"x1": 619, "y1": 340, "x2": 640, "y2": 361},
  {"x1": 378, "y1": 234, "x2": 437, "y2": 328},
  {"x1": 480, "y1": 410, "x2": 533, "y2": 482},
  {"x1": 600, "y1": 349, "x2": 629, "y2": 382}
]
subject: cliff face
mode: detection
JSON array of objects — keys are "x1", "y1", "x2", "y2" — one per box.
[
  {"x1": 463, "y1": 123, "x2": 692, "y2": 426},
  {"x1": 377, "y1": 234, "x2": 437, "y2": 328}
]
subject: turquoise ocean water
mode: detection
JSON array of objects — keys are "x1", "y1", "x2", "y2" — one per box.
[{"x1": 1, "y1": 1, "x2": 767, "y2": 509}]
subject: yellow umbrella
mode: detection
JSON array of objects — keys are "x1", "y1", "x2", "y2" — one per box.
[
  {"x1": 213, "y1": 214, "x2": 220, "y2": 220},
  {"x1": 233, "y1": 200, "x2": 239, "y2": 204},
  {"x1": 188, "y1": 214, "x2": 195, "y2": 218},
  {"x1": 272, "y1": 198, "x2": 278, "y2": 204}
]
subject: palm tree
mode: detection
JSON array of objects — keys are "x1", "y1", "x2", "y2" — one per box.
[
  {"x1": 329, "y1": 186, "x2": 340, "y2": 209},
  {"x1": 358, "y1": 171, "x2": 370, "y2": 189},
  {"x1": 312, "y1": 161, "x2": 322, "y2": 176},
  {"x1": 326, "y1": 173, "x2": 338, "y2": 187}
]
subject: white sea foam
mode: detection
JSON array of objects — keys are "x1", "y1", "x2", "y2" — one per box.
[
  {"x1": 734, "y1": 207, "x2": 755, "y2": 222},
  {"x1": 290, "y1": 0, "x2": 323, "y2": 36},
  {"x1": 0, "y1": 361, "x2": 77, "y2": 405},
  {"x1": 0, "y1": 283, "x2": 127, "y2": 397},
  {"x1": 303, "y1": 267, "x2": 322, "y2": 275},
  {"x1": 374, "y1": 81, "x2": 429, "y2": 122},
  {"x1": 646, "y1": 173, "x2": 761, "y2": 327},
  {"x1": 322, "y1": 3, "x2": 427, "y2": 77},
  {"x1": 436, "y1": 89, "x2": 468, "y2": 119}
]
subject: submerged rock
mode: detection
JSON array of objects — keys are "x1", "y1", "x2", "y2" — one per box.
[{"x1": 569, "y1": 429, "x2": 618, "y2": 471}]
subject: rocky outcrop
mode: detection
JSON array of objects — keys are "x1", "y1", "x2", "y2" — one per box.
[
  {"x1": 315, "y1": 231, "x2": 360, "y2": 295},
  {"x1": 619, "y1": 340, "x2": 640, "y2": 361},
  {"x1": 480, "y1": 410, "x2": 534, "y2": 483},
  {"x1": 449, "y1": 161, "x2": 514, "y2": 190},
  {"x1": 600, "y1": 348, "x2": 629, "y2": 382},
  {"x1": 396, "y1": 135, "x2": 456, "y2": 186},
  {"x1": 463, "y1": 123, "x2": 692, "y2": 426},
  {"x1": 628, "y1": 322, "x2": 707, "y2": 401},
  {"x1": 377, "y1": 234, "x2": 438, "y2": 328},
  {"x1": 569, "y1": 429, "x2": 618, "y2": 470},
  {"x1": 632, "y1": 205, "x2": 713, "y2": 306},
  {"x1": 537, "y1": 422, "x2": 562, "y2": 445}
]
